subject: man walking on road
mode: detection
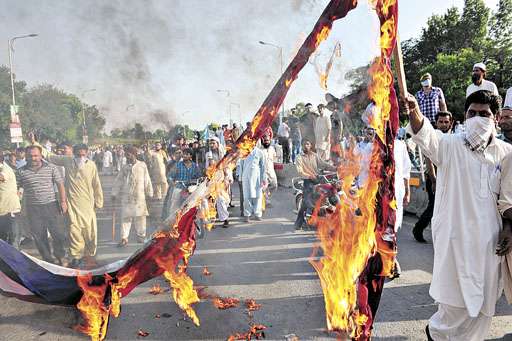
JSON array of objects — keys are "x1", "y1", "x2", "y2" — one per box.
[
  {"x1": 277, "y1": 117, "x2": 291, "y2": 163},
  {"x1": 150, "y1": 142, "x2": 168, "y2": 200},
  {"x1": 405, "y1": 90, "x2": 511, "y2": 340},
  {"x1": 240, "y1": 145, "x2": 266, "y2": 222},
  {"x1": 113, "y1": 146, "x2": 153, "y2": 247},
  {"x1": 314, "y1": 104, "x2": 331, "y2": 161},
  {"x1": 48, "y1": 144, "x2": 103, "y2": 268},
  {"x1": 103, "y1": 147, "x2": 113, "y2": 175},
  {"x1": 0, "y1": 151, "x2": 21, "y2": 244},
  {"x1": 16, "y1": 145, "x2": 68, "y2": 265}
]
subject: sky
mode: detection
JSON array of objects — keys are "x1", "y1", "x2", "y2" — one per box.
[{"x1": 0, "y1": 0, "x2": 500, "y2": 131}]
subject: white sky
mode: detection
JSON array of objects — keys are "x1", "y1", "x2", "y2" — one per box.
[{"x1": 0, "y1": 0, "x2": 499, "y2": 131}]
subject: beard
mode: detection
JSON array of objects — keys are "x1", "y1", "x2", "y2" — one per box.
[
  {"x1": 471, "y1": 74, "x2": 481, "y2": 84},
  {"x1": 261, "y1": 142, "x2": 271, "y2": 149}
]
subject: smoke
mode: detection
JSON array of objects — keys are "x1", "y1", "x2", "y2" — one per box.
[{"x1": 1, "y1": 0, "x2": 381, "y2": 131}]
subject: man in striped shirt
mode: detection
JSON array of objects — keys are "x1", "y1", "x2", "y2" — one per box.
[
  {"x1": 16, "y1": 145, "x2": 68, "y2": 265},
  {"x1": 415, "y1": 73, "x2": 447, "y2": 125}
]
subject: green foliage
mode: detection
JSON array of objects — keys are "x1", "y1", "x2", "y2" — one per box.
[
  {"x1": 0, "y1": 66, "x2": 106, "y2": 149},
  {"x1": 403, "y1": 0, "x2": 510, "y2": 116}
]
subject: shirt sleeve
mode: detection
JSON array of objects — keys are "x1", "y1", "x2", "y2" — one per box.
[
  {"x1": 499, "y1": 153, "x2": 512, "y2": 215},
  {"x1": 409, "y1": 119, "x2": 444, "y2": 167},
  {"x1": 438, "y1": 88, "x2": 446, "y2": 102},
  {"x1": 52, "y1": 164, "x2": 64, "y2": 184}
]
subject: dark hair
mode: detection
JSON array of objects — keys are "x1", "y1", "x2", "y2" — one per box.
[
  {"x1": 124, "y1": 145, "x2": 138, "y2": 155},
  {"x1": 464, "y1": 90, "x2": 502, "y2": 116},
  {"x1": 16, "y1": 147, "x2": 25, "y2": 153},
  {"x1": 436, "y1": 111, "x2": 453, "y2": 122},
  {"x1": 25, "y1": 145, "x2": 42, "y2": 154},
  {"x1": 305, "y1": 103, "x2": 312, "y2": 107},
  {"x1": 73, "y1": 144, "x2": 88, "y2": 154},
  {"x1": 302, "y1": 138, "x2": 312, "y2": 146},
  {"x1": 183, "y1": 148, "x2": 193, "y2": 155}
]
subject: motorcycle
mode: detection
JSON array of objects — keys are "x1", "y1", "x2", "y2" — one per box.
[
  {"x1": 169, "y1": 178, "x2": 206, "y2": 239},
  {"x1": 295, "y1": 172, "x2": 342, "y2": 229}
]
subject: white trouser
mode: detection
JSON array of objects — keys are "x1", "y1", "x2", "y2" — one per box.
[
  {"x1": 216, "y1": 196, "x2": 229, "y2": 221},
  {"x1": 121, "y1": 216, "x2": 147, "y2": 240},
  {"x1": 429, "y1": 303, "x2": 492, "y2": 341},
  {"x1": 243, "y1": 194, "x2": 263, "y2": 217}
]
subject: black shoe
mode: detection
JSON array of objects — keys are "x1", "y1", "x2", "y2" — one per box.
[
  {"x1": 425, "y1": 325, "x2": 434, "y2": 341},
  {"x1": 412, "y1": 225, "x2": 427, "y2": 243},
  {"x1": 222, "y1": 220, "x2": 229, "y2": 228}
]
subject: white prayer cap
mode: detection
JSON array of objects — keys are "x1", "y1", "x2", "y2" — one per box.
[{"x1": 473, "y1": 62, "x2": 486, "y2": 72}]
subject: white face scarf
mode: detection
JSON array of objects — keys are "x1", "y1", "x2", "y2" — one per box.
[
  {"x1": 74, "y1": 156, "x2": 87, "y2": 168},
  {"x1": 464, "y1": 116, "x2": 496, "y2": 152},
  {"x1": 421, "y1": 79, "x2": 432, "y2": 87}
]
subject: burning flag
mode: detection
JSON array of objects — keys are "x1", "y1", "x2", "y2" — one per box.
[
  {"x1": 0, "y1": 1, "x2": 399, "y2": 340},
  {"x1": 213, "y1": 297, "x2": 240, "y2": 310},
  {"x1": 313, "y1": 42, "x2": 342, "y2": 90}
]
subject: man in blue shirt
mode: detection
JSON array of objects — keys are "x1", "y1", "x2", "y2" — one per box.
[{"x1": 415, "y1": 73, "x2": 447, "y2": 126}]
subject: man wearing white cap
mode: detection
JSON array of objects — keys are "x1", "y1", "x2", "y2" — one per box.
[
  {"x1": 505, "y1": 87, "x2": 512, "y2": 108},
  {"x1": 466, "y1": 62, "x2": 499, "y2": 98}
]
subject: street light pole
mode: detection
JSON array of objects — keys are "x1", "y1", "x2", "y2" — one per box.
[
  {"x1": 7, "y1": 34, "x2": 38, "y2": 147},
  {"x1": 259, "y1": 40, "x2": 284, "y2": 124},
  {"x1": 216, "y1": 89, "x2": 231, "y2": 125},
  {"x1": 81, "y1": 89, "x2": 96, "y2": 144}
]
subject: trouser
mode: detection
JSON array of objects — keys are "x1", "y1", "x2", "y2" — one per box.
[
  {"x1": 217, "y1": 196, "x2": 229, "y2": 221},
  {"x1": 414, "y1": 177, "x2": 435, "y2": 232},
  {"x1": 121, "y1": 216, "x2": 147, "y2": 240},
  {"x1": 69, "y1": 218, "x2": 97, "y2": 260},
  {"x1": 25, "y1": 202, "x2": 66, "y2": 262},
  {"x1": 317, "y1": 147, "x2": 330, "y2": 161},
  {"x1": 243, "y1": 186, "x2": 263, "y2": 218},
  {"x1": 292, "y1": 139, "x2": 301, "y2": 163},
  {"x1": 295, "y1": 179, "x2": 316, "y2": 228},
  {"x1": 238, "y1": 180, "x2": 244, "y2": 216},
  {"x1": 429, "y1": 304, "x2": 492, "y2": 340},
  {"x1": 153, "y1": 181, "x2": 168, "y2": 200},
  {"x1": 0, "y1": 213, "x2": 15, "y2": 244},
  {"x1": 162, "y1": 182, "x2": 175, "y2": 220},
  {"x1": 279, "y1": 137, "x2": 291, "y2": 163}
]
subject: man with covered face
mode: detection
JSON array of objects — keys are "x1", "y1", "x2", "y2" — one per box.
[
  {"x1": 404, "y1": 90, "x2": 512, "y2": 340},
  {"x1": 48, "y1": 144, "x2": 104, "y2": 268},
  {"x1": 415, "y1": 73, "x2": 447, "y2": 126}
]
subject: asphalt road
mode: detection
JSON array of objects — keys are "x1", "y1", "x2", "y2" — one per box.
[{"x1": 1, "y1": 173, "x2": 511, "y2": 340}]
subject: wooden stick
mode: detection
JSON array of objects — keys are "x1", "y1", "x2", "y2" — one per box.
[
  {"x1": 392, "y1": 34, "x2": 408, "y2": 97},
  {"x1": 112, "y1": 210, "x2": 116, "y2": 241}
]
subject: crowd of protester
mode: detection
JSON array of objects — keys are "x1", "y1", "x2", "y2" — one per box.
[{"x1": 1, "y1": 61, "x2": 512, "y2": 339}]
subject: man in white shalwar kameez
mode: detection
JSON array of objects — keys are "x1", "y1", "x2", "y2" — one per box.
[
  {"x1": 394, "y1": 129, "x2": 411, "y2": 231},
  {"x1": 405, "y1": 90, "x2": 512, "y2": 341},
  {"x1": 112, "y1": 146, "x2": 153, "y2": 247},
  {"x1": 314, "y1": 104, "x2": 332, "y2": 161},
  {"x1": 240, "y1": 147, "x2": 266, "y2": 222}
]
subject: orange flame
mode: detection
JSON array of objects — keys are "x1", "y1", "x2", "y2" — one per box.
[
  {"x1": 149, "y1": 283, "x2": 164, "y2": 295},
  {"x1": 245, "y1": 298, "x2": 262, "y2": 312},
  {"x1": 75, "y1": 274, "x2": 111, "y2": 341},
  {"x1": 227, "y1": 323, "x2": 267, "y2": 341},
  {"x1": 161, "y1": 269, "x2": 201, "y2": 325},
  {"x1": 213, "y1": 296, "x2": 240, "y2": 310},
  {"x1": 315, "y1": 26, "x2": 331, "y2": 48},
  {"x1": 202, "y1": 266, "x2": 212, "y2": 276},
  {"x1": 310, "y1": 0, "x2": 398, "y2": 338}
]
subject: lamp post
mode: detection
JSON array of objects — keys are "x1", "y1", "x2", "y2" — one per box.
[
  {"x1": 8, "y1": 33, "x2": 38, "y2": 146},
  {"x1": 81, "y1": 89, "x2": 96, "y2": 144},
  {"x1": 259, "y1": 40, "x2": 284, "y2": 123},
  {"x1": 216, "y1": 89, "x2": 231, "y2": 125}
]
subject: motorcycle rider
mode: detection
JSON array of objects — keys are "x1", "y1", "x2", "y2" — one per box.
[
  {"x1": 294, "y1": 139, "x2": 336, "y2": 229},
  {"x1": 165, "y1": 148, "x2": 201, "y2": 218}
]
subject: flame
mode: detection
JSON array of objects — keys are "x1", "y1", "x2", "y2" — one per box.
[
  {"x1": 315, "y1": 26, "x2": 331, "y2": 48},
  {"x1": 228, "y1": 323, "x2": 267, "y2": 341},
  {"x1": 161, "y1": 268, "x2": 200, "y2": 325},
  {"x1": 213, "y1": 297, "x2": 240, "y2": 310},
  {"x1": 75, "y1": 274, "x2": 111, "y2": 341},
  {"x1": 285, "y1": 78, "x2": 293, "y2": 87},
  {"x1": 149, "y1": 283, "x2": 164, "y2": 295},
  {"x1": 202, "y1": 266, "x2": 212, "y2": 276},
  {"x1": 245, "y1": 299, "x2": 262, "y2": 312},
  {"x1": 310, "y1": 0, "x2": 399, "y2": 338},
  {"x1": 319, "y1": 73, "x2": 328, "y2": 90}
]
